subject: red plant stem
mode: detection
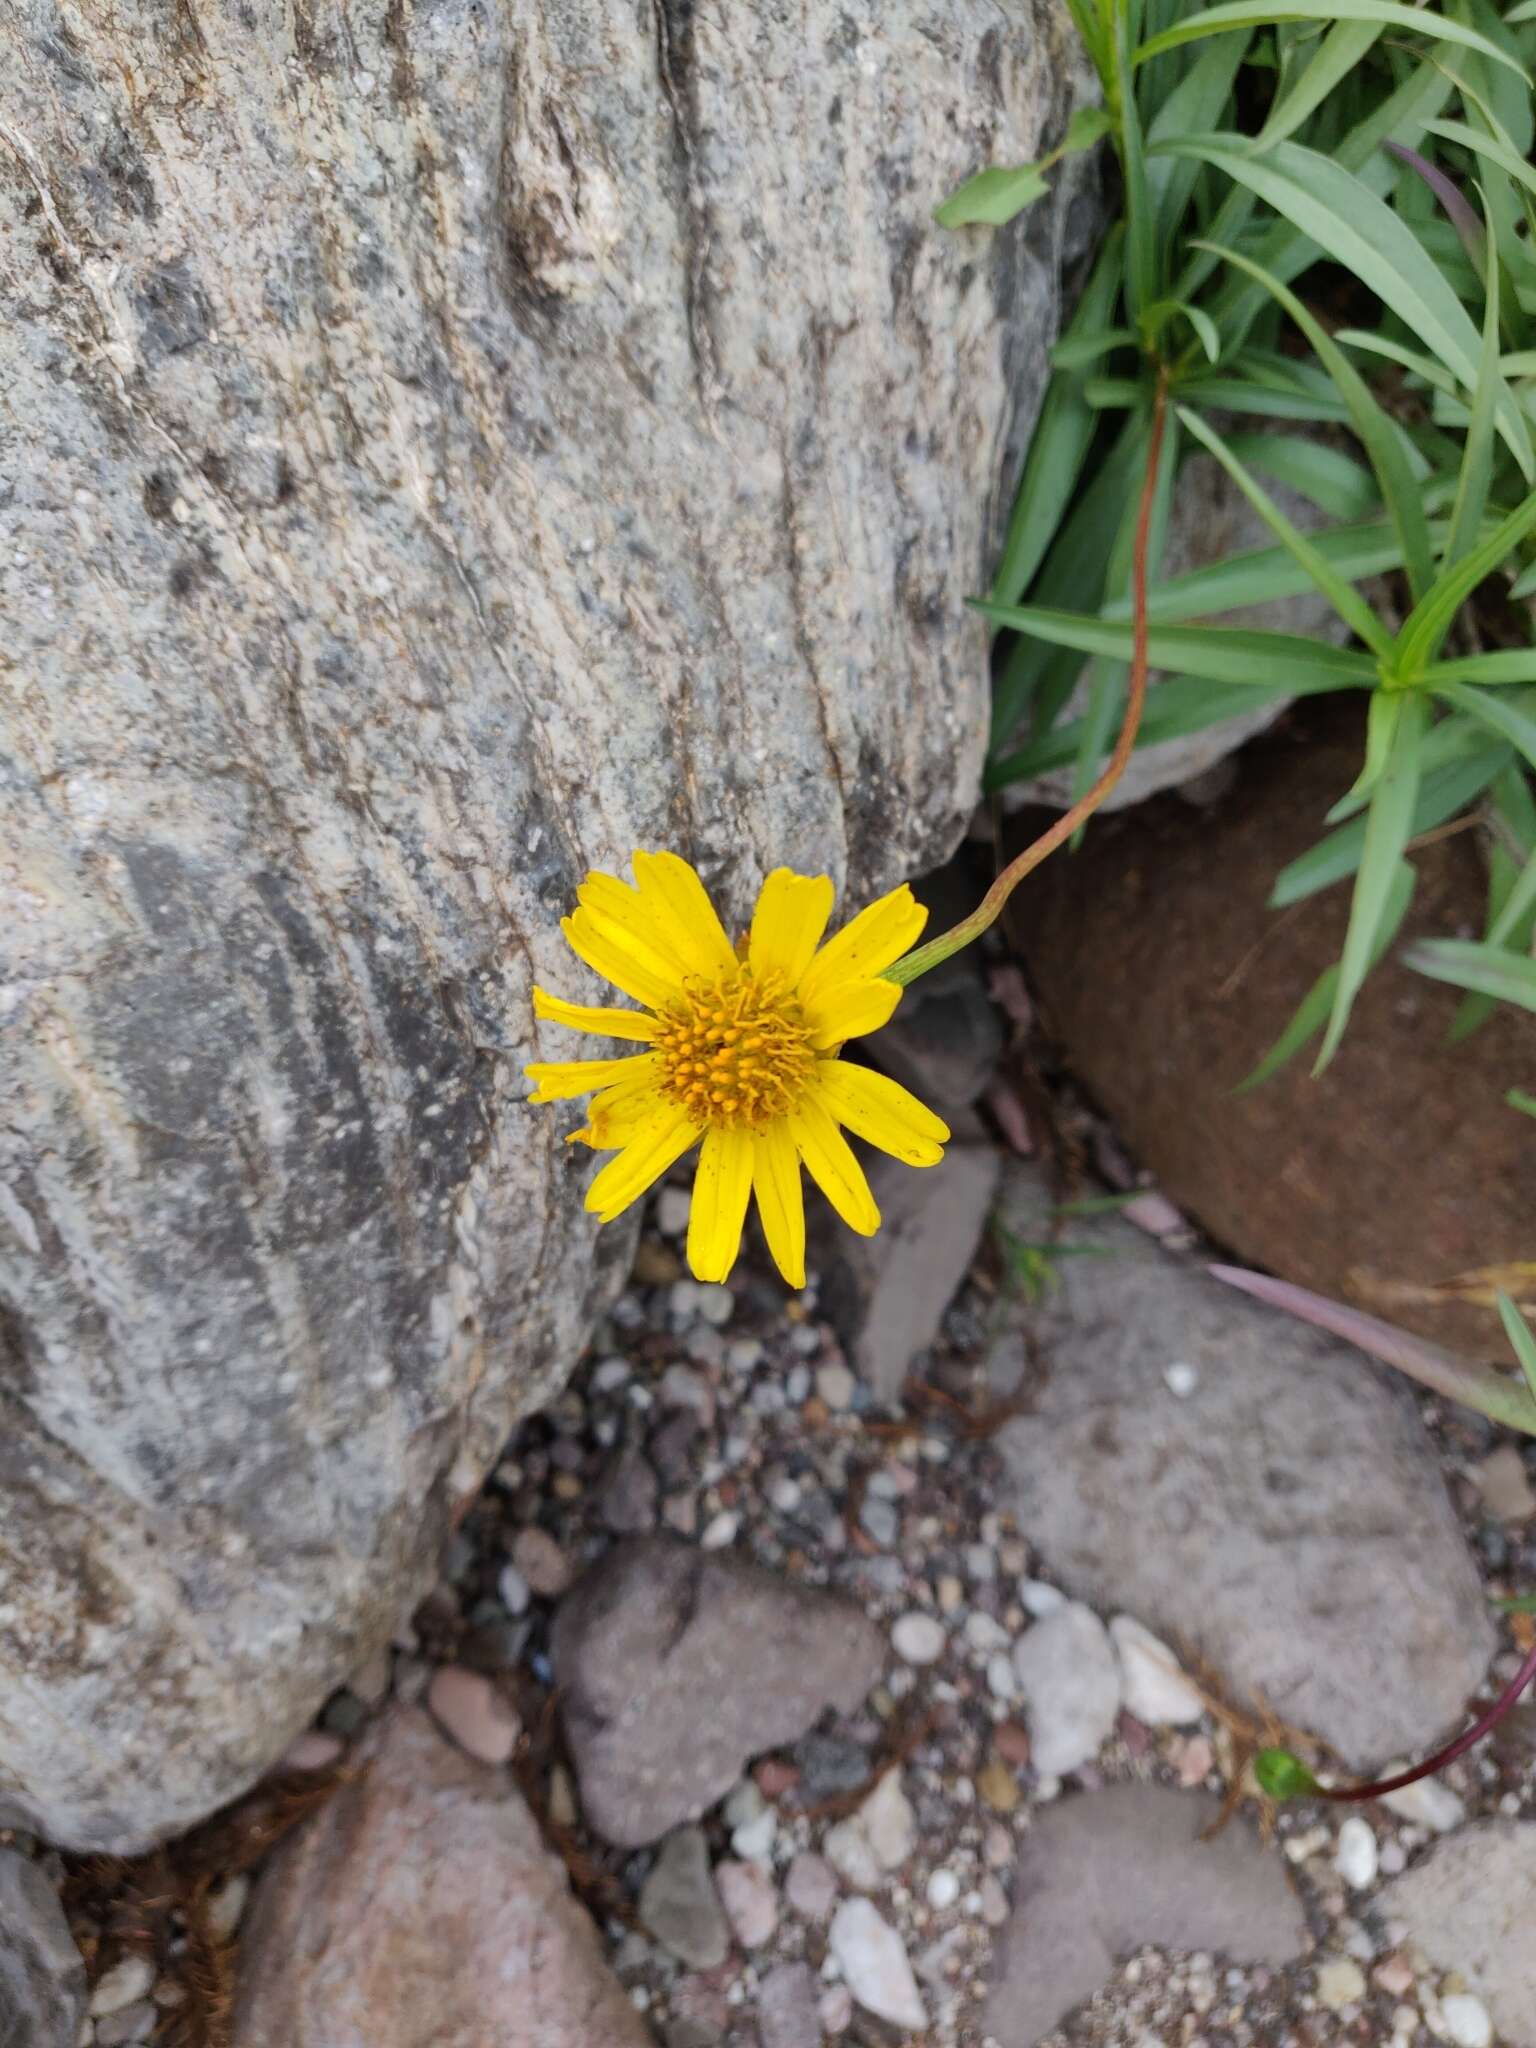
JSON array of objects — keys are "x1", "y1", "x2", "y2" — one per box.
[
  {"x1": 1320, "y1": 1639, "x2": 1536, "y2": 1804},
  {"x1": 887, "y1": 366, "x2": 1172, "y2": 987}
]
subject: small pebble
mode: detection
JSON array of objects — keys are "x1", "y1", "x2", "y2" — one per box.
[
  {"x1": 817, "y1": 1361, "x2": 856, "y2": 1410},
  {"x1": 426, "y1": 1666, "x2": 521, "y2": 1765},
  {"x1": 987, "y1": 1651, "x2": 1018, "y2": 1700},
  {"x1": 1019, "y1": 1579, "x2": 1066, "y2": 1617},
  {"x1": 715, "y1": 1857, "x2": 778, "y2": 1947},
  {"x1": 828, "y1": 1898, "x2": 925, "y2": 2032},
  {"x1": 859, "y1": 1497, "x2": 899, "y2": 1548},
  {"x1": 1315, "y1": 1958, "x2": 1367, "y2": 2010},
  {"x1": 786, "y1": 1852, "x2": 838, "y2": 1922},
  {"x1": 497, "y1": 1564, "x2": 531, "y2": 1615},
  {"x1": 978, "y1": 1875, "x2": 1009, "y2": 1926},
  {"x1": 891, "y1": 1612, "x2": 946, "y2": 1665},
  {"x1": 701, "y1": 1509, "x2": 739, "y2": 1549},
  {"x1": 94, "y1": 2006, "x2": 155, "y2": 2048},
  {"x1": 1335, "y1": 1816, "x2": 1378, "y2": 1889},
  {"x1": 510, "y1": 1526, "x2": 571, "y2": 1597},
  {"x1": 205, "y1": 1874, "x2": 250, "y2": 1941},
  {"x1": 1381, "y1": 1779, "x2": 1466, "y2": 1831},
  {"x1": 281, "y1": 1730, "x2": 345, "y2": 1772},
  {"x1": 977, "y1": 1756, "x2": 1020, "y2": 1813},
  {"x1": 820, "y1": 1985, "x2": 853, "y2": 2034},
  {"x1": 926, "y1": 1868, "x2": 960, "y2": 1910},
  {"x1": 1374, "y1": 1953, "x2": 1416, "y2": 1997},
  {"x1": 1164, "y1": 1360, "x2": 1199, "y2": 1397},
  {"x1": 1441, "y1": 1992, "x2": 1493, "y2": 2048},
  {"x1": 657, "y1": 1186, "x2": 692, "y2": 1235},
  {"x1": 726, "y1": 1337, "x2": 764, "y2": 1373},
  {"x1": 590, "y1": 1356, "x2": 631, "y2": 1392},
  {"x1": 90, "y1": 1957, "x2": 156, "y2": 2018}
]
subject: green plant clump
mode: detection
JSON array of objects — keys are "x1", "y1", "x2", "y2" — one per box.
[{"x1": 941, "y1": 0, "x2": 1536, "y2": 1083}]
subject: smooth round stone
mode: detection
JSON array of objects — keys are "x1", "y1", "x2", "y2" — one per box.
[
  {"x1": 1441, "y1": 1993, "x2": 1493, "y2": 2048},
  {"x1": 426, "y1": 1666, "x2": 521, "y2": 1765},
  {"x1": 1335, "y1": 1817, "x2": 1378, "y2": 1889},
  {"x1": 90, "y1": 1957, "x2": 156, "y2": 2017},
  {"x1": 926, "y1": 1868, "x2": 960, "y2": 1910},
  {"x1": 891, "y1": 1613, "x2": 946, "y2": 1665}
]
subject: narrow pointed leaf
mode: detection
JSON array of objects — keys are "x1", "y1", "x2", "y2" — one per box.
[
  {"x1": 1176, "y1": 407, "x2": 1393, "y2": 654},
  {"x1": 1403, "y1": 936, "x2": 1536, "y2": 1013},
  {"x1": 1316, "y1": 692, "x2": 1429, "y2": 1070},
  {"x1": 1193, "y1": 241, "x2": 1434, "y2": 598},
  {"x1": 1135, "y1": 0, "x2": 1528, "y2": 77}
]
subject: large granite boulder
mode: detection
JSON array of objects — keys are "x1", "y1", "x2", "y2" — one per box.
[{"x1": 0, "y1": 0, "x2": 1095, "y2": 1847}]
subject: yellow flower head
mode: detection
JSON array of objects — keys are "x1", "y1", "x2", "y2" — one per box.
[{"x1": 525, "y1": 852, "x2": 951, "y2": 1287}]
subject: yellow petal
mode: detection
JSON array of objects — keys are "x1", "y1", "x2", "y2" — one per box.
[
  {"x1": 573, "y1": 1072, "x2": 671, "y2": 1147},
  {"x1": 788, "y1": 1095, "x2": 880, "y2": 1236},
  {"x1": 751, "y1": 1121, "x2": 806, "y2": 1289},
  {"x1": 811, "y1": 1059, "x2": 949, "y2": 1166},
  {"x1": 803, "y1": 975, "x2": 902, "y2": 1049},
  {"x1": 748, "y1": 868, "x2": 835, "y2": 986},
  {"x1": 562, "y1": 909, "x2": 682, "y2": 1011},
  {"x1": 533, "y1": 987, "x2": 659, "y2": 1042},
  {"x1": 686, "y1": 1126, "x2": 754, "y2": 1283},
  {"x1": 585, "y1": 1102, "x2": 702, "y2": 1223},
  {"x1": 525, "y1": 1053, "x2": 659, "y2": 1102},
  {"x1": 798, "y1": 885, "x2": 927, "y2": 1004},
  {"x1": 578, "y1": 876, "x2": 694, "y2": 982},
  {"x1": 633, "y1": 850, "x2": 738, "y2": 978}
]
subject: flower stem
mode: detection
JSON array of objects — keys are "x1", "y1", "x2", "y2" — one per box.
[
  {"x1": 1321, "y1": 1639, "x2": 1536, "y2": 1804},
  {"x1": 887, "y1": 365, "x2": 1171, "y2": 989}
]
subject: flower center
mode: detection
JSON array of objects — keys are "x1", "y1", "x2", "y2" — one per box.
[{"x1": 653, "y1": 968, "x2": 815, "y2": 1131}]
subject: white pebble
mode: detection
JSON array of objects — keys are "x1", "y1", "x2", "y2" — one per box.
[
  {"x1": 90, "y1": 1958, "x2": 156, "y2": 2017},
  {"x1": 1441, "y1": 1993, "x2": 1493, "y2": 2048},
  {"x1": 1381, "y1": 1778, "x2": 1466, "y2": 1832},
  {"x1": 1164, "y1": 1360, "x2": 1199, "y2": 1398},
  {"x1": 205, "y1": 1874, "x2": 250, "y2": 1941},
  {"x1": 817, "y1": 1360, "x2": 856, "y2": 1410},
  {"x1": 701, "y1": 1510, "x2": 739, "y2": 1550},
  {"x1": 987, "y1": 1651, "x2": 1018, "y2": 1700},
  {"x1": 497, "y1": 1564, "x2": 531, "y2": 1615},
  {"x1": 964, "y1": 1611, "x2": 1010, "y2": 1653},
  {"x1": 1019, "y1": 1579, "x2": 1066, "y2": 1617},
  {"x1": 1012, "y1": 1603, "x2": 1122, "y2": 1777},
  {"x1": 892, "y1": 1613, "x2": 947, "y2": 1665},
  {"x1": 656, "y1": 1185, "x2": 692, "y2": 1235},
  {"x1": 590, "y1": 1356, "x2": 631, "y2": 1392},
  {"x1": 1315, "y1": 1958, "x2": 1367, "y2": 2010},
  {"x1": 828, "y1": 1899, "x2": 926, "y2": 2032},
  {"x1": 926, "y1": 1868, "x2": 960, "y2": 1910},
  {"x1": 1109, "y1": 1614, "x2": 1205, "y2": 1726},
  {"x1": 1334, "y1": 1816, "x2": 1378, "y2": 1889}
]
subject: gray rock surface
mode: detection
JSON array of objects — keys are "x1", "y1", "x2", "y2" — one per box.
[
  {"x1": 994, "y1": 1167, "x2": 1493, "y2": 1766},
  {"x1": 757, "y1": 1961, "x2": 823, "y2": 2048},
  {"x1": 0, "y1": 1852, "x2": 86, "y2": 2048},
  {"x1": 0, "y1": 0, "x2": 1095, "y2": 1850},
  {"x1": 1002, "y1": 448, "x2": 1345, "y2": 811},
  {"x1": 821, "y1": 1143, "x2": 1001, "y2": 1402},
  {"x1": 638, "y1": 1828, "x2": 730, "y2": 1972},
  {"x1": 986, "y1": 1785, "x2": 1308, "y2": 2045},
  {"x1": 1378, "y1": 1821, "x2": 1536, "y2": 2048},
  {"x1": 231, "y1": 1707, "x2": 649, "y2": 2048},
  {"x1": 552, "y1": 1535, "x2": 883, "y2": 1847}
]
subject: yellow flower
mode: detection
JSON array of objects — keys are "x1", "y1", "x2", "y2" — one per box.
[{"x1": 525, "y1": 852, "x2": 950, "y2": 1287}]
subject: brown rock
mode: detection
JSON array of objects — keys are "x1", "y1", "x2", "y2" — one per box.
[
  {"x1": 1012, "y1": 698, "x2": 1536, "y2": 1350},
  {"x1": 986, "y1": 1784, "x2": 1308, "y2": 2043},
  {"x1": 552, "y1": 1536, "x2": 882, "y2": 1848},
  {"x1": 232, "y1": 1709, "x2": 649, "y2": 2048}
]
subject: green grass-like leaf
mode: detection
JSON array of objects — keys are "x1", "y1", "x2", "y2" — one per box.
[
  {"x1": 1237, "y1": 858, "x2": 1415, "y2": 1088},
  {"x1": 1161, "y1": 138, "x2": 1534, "y2": 478},
  {"x1": 1402, "y1": 936, "x2": 1536, "y2": 1012},
  {"x1": 1193, "y1": 242, "x2": 1435, "y2": 598},
  {"x1": 1136, "y1": 0, "x2": 1529, "y2": 79},
  {"x1": 1316, "y1": 692, "x2": 1429, "y2": 1070},
  {"x1": 1175, "y1": 406, "x2": 1393, "y2": 654},
  {"x1": 975, "y1": 603, "x2": 1379, "y2": 690}
]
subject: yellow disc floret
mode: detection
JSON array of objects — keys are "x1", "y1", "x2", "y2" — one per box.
[{"x1": 652, "y1": 967, "x2": 815, "y2": 1130}]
